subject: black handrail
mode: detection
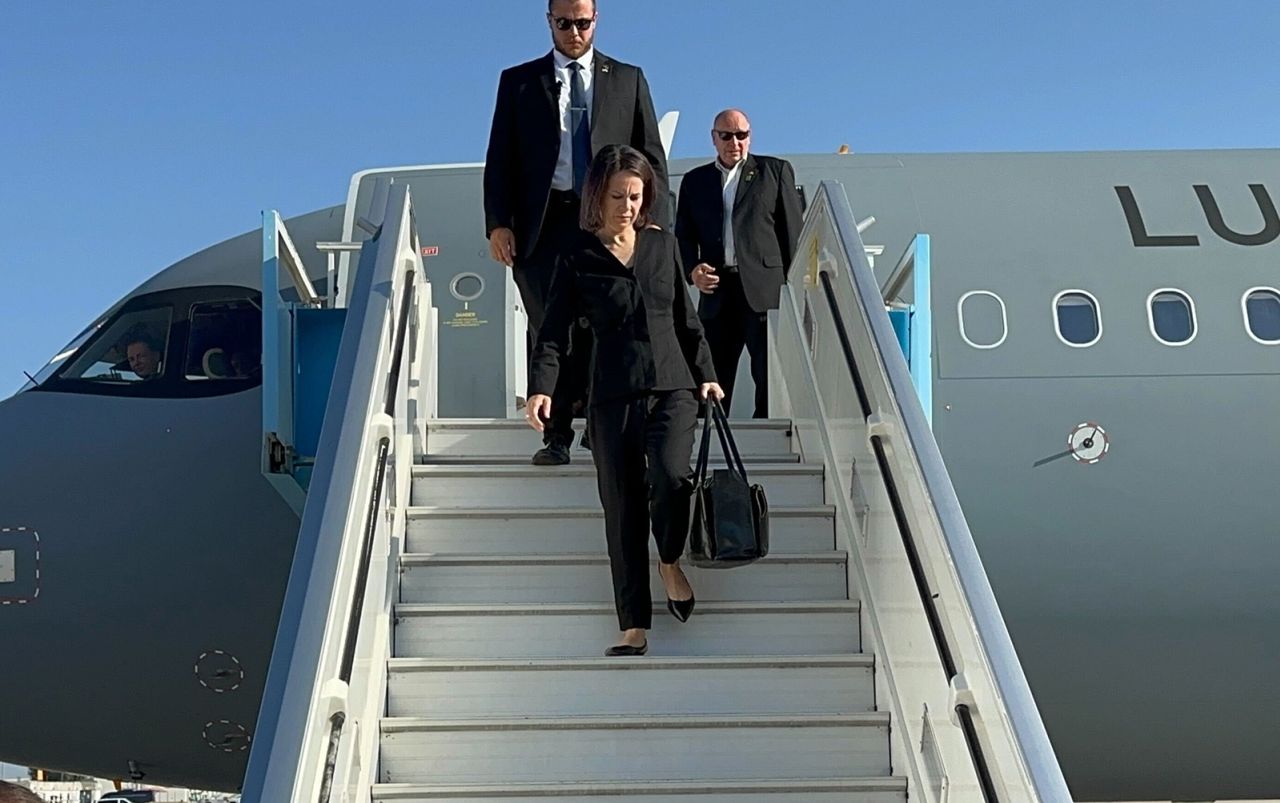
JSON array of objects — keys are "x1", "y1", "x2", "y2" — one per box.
[
  {"x1": 316, "y1": 269, "x2": 417, "y2": 803},
  {"x1": 819, "y1": 270, "x2": 999, "y2": 802},
  {"x1": 383, "y1": 269, "x2": 417, "y2": 417}
]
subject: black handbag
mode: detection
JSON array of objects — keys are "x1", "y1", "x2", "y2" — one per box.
[{"x1": 686, "y1": 399, "x2": 770, "y2": 568}]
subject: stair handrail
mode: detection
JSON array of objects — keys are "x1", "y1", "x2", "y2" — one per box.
[
  {"x1": 775, "y1": 180, "x2": 1071, "y2": 802},
  {"x1": 241, "y1": 183, "x2": 435, "y2": 803}
]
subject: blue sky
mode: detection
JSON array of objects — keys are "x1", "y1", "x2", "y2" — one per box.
[{"x1": 0, "y1": 0, "x2": 1277, "y2": 394}]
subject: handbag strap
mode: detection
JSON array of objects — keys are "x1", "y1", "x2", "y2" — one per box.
[
  {"x1": 695, "y1": 398, "x2": 714, "y2": 482},
  {"x1": 710, "y1": 398, "x2": 750, "y2": 482}
]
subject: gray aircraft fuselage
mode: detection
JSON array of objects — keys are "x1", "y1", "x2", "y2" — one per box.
[{"x1": 0, "y1": 150, "x2": 1275, "y2": 801}]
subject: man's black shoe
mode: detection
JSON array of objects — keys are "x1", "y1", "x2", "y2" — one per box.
[{"x1": 531, "y1": 441, "x2": 571, "y2": 466}]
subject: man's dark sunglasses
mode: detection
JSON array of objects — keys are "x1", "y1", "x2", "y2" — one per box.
[
  {"x1": 715, "y1": 130, "x2": 751, "y2": 142},
  {"x1": 551, "y1": 15, "x2": 595, "y2": 31}
]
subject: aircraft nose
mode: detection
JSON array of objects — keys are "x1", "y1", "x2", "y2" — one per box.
[{"x1": 0, "y1": 383, "x2": 302, "y2": 788}]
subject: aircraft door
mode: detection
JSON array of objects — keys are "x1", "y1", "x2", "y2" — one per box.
[{"x1": 351, "y1": 170, "x2": 524, "y2": 418}]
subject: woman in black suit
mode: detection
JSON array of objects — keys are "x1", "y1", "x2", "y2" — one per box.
[{"x1": 527, "y1": 144, "x2": 725, "y2": 656}]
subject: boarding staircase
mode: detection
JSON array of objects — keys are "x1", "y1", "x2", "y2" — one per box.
[
  {"x1": 377, "y1": 419, "x2": 895, "y2": 802},
  {"x1": 241, "y1": 181, "x2": 1073, "y2": 803}
]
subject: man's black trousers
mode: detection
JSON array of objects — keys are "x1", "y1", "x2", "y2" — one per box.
[
  {"x1": 513, "y1": 192, "x2": 591, "y2": 445},
  {"x1": 702, "y1": 271, "x2": 770, "y2": 418},
  {"x1": 589, "y1": 389, "x2": 699, "y2": 631}
]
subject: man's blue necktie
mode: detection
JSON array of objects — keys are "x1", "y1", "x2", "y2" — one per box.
[{"x1": 569, "y1": 62, "x2": 591, "y2": 196}]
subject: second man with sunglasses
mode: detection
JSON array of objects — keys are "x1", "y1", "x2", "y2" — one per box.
[
  {"x1": 675, "y1": 109, "x2": 804, "y2": 418},
  {"x1": 484, "y1": 0, "x2": 670, "y2": 465}
]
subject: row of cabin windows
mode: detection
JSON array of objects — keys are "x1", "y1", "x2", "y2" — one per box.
[{"x1": 958, "y1": 287, "x2": 1280, "y2": 349}]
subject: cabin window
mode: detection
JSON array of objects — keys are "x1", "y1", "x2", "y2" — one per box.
[
  {"x1": 1053, "y1": 291, "x2": 1101, "y2": 347},
  {"x1": 184, "y1": 299, "x2": 262, "y2": 380},
  {"x1": 1243, "y1": 287, "x2": 1280, "y2": 344},
  {"x1": 1148, "y1": 289, "x2": 1197, "y2": 345},
  {"x1": 56, "y1": 306, "x2": 174, "y2": 383},
  {"x1": 958, "y1": 291, "x2": 1007, "y2": 349}
]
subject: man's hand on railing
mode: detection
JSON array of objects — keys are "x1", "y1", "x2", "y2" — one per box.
[
  {"x1": 525, "y1": 394, "x2": 552, "y2": 432},
  {"x1": 691, "y1": 263, "x2": 719, "y2": 294},
  {"x1": 489, "y1": 227, "x2": 516, "y2": 267}
]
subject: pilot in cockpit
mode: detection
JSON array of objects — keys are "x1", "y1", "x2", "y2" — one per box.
[{"x1": 124, "y1": 335, "x2": 163, "y2": 380}]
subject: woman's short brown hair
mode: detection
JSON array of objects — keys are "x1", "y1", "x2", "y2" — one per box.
[{"x1": 579, "y1": 144, "x2": 655, "y2": 232}]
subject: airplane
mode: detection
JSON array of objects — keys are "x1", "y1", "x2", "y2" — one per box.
[{"x1": 0, "y1": 146, "x2": 1277, "y2": 802}]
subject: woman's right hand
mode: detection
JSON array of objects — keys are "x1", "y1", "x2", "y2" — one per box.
[{"x1": 525, "y1": 394, "x2": 552, "y2": 432}]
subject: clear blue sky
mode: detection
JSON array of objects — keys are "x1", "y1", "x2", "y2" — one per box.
[{"x1": 1, "y1": 0, "x2": 1276, "y2": 394}]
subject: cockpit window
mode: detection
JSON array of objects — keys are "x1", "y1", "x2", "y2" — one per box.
[
  {"x1": 35, "y1": 285, "x2": 262, "y2": 398},
  {"x1": 1054, "y1": 291, "x2": 1101, "y2": 347},
  {"x1": 25, "y1": 319, "x2": 105, "y2": 389},
  {"x1": 185, "y1": 300, "x2": 262, "y2": 381},
  {"x1": 57, "y1": 307, "x2": 174, "y2": 383}
]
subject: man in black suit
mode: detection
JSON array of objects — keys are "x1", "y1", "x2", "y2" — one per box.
[
  {"x1": 675, "y1": 109, "x2": 804, "y2": 418},
  {"x1": 484, "y1": 0, "x2": 669, "y2": 464}
]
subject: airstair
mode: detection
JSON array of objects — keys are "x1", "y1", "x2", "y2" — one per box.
[{"x1": 240, "y1": 180, "x2": 1072, "y2": 802}]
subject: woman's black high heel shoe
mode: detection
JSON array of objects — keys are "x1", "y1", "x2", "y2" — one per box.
[
  {"x1": 660, "y1": 563, "x2": 696, "y2": 623},
  {"x1": 667, "y1": 594, "x2": 696, "y2": 623}
]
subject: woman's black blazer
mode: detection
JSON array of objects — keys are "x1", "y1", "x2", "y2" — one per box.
[{"x1": 530, "y1": 228, "x2": 717, "y2": 405}]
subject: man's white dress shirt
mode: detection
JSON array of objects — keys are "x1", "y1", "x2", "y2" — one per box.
[
  {"x1": 716, "y1": 158, "x2": 743, "y2": 266},
  {"x1": 551, "y1": 48, "x2": 595, "y2": 192}
]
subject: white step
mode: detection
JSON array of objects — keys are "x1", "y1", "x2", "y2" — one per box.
[
  {"x1": 372, "y1": 777, "x2": 907, "y2": 802},
  {"x1": 399, "y1": 553, "x2": 848, "y2": 604},
  {"x1": 419, "y1": 452, "x2": 801, "y2": 465},
  {"x1": 378, "y1": 714, "x2": 892, "y2": 785},
  {"x1": 410, "y1": 464, "x2": 824, "y2": 508},
  {"x1": 425, "y1": 418, "x2": 795, "y2": 458},
  {"x1": 405, "y1": 506, "x2": 835, "y2": 554},
  {"x1": 393, "y1": 601, "x2": 861, "y2": 659},
  {"x1": 385, "y1": 655, "x2": 875, "y2": 718}
]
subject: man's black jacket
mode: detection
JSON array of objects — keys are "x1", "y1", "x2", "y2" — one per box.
[{"x1": 484, "y1": 51, "x2": 669, "y2": 259}]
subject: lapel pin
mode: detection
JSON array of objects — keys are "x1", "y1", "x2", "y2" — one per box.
[
  {"x1": 601, "y1": 62, "x2": 611, "y2": 74},
  {"x1": 745, "y1": 170, "x2": 756, "y2": 183}
]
